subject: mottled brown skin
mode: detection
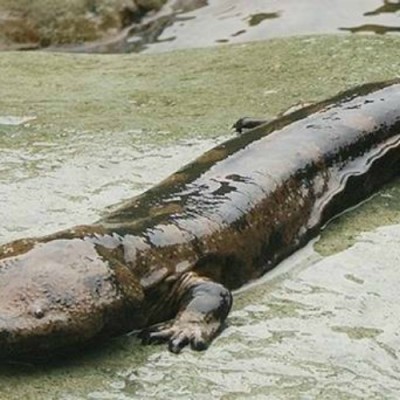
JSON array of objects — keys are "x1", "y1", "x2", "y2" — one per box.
[{"x1": 1, "y1": 79, "x2": 400, "y2": 359}]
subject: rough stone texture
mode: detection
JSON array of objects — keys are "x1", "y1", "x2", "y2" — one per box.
[{"x1": 0, "y1": 0, "x2": 166, "y2": 49}]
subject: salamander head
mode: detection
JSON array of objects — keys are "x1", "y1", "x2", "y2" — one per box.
[{"x1": 0, "y1": 238, "x2": 144, "y2": 359}]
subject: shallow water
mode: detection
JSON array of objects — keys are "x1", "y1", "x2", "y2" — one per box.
[
  {"x1": 1, "y1": 34, "x2": 400, "y2": 398},
  {"x1": 1, "y1": 125, "x2": 400, "y2": 399}
]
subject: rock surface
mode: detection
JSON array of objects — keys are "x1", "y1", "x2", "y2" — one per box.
[{"x1": 0, "y1": 0, "x2": 166, "y2": 50}]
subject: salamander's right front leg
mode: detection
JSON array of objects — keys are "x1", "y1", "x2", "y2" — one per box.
[{"x1": 140, "y1": 272, "x2": 232, "y2": 353}]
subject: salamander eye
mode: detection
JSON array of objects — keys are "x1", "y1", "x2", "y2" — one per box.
[
  {"x1": 29, "y1": 305, "x2": 46, "y2": 319},
  {"x1": 33, "y1": 308, "x2": 45, "y2": 319}
]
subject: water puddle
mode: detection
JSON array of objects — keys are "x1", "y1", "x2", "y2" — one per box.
[{"x1": 0, "y1": 116, "x2": 36, "y2": 126}]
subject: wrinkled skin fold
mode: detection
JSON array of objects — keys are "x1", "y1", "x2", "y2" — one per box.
[{"x1": 1, "y1": 79, "x2": 400, "y2": 359}]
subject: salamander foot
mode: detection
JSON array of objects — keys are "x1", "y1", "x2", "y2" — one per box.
[
  {"x1": 140, "y1": 311, "x2": 222, "y2": 353},
  {"x1": 140, "y1": 273, "x2": 232, "y2": 353}
]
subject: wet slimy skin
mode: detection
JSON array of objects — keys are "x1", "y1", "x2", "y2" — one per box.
[{"x1": 1, "y1": 79, "x2": 400, "y2": 359}]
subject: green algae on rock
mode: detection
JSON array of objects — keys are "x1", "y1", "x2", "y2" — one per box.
[{"x1": 1, "y1": 35, "x2": 400, "y2": 137}]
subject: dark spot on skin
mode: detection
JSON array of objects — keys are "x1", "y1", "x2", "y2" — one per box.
[
  {"x1": 61, "y1": 295, "x2": 76, "y2": 308},
  {"x1": 211, "y1": 180, "x2": 237, "y2": 196},
  {"x1": 231, "y1": 214, "x2": 249, "y2": 232},
  {"x1": 226, "y1": 174, "x2": 249, "y2": 183}
]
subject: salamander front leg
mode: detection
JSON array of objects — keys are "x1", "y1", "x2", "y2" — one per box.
[
  {"x1": 140, "y1": 272, "x2": 232, "y2": 353},
  {"x1": 232, "y1": 117, "x2": 270, "y2": 134}
]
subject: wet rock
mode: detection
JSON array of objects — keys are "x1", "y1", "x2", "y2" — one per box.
[
  {"x1": 0, "y1": 0, "x2": 167, "y2": 50},
  {"x1": 41, "y1": 0, "x2": 206, "y2": 54}
]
